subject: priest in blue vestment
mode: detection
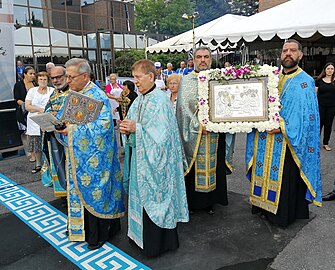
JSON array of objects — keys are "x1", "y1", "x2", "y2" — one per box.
[
  {"x1": 120, "y1": 59, "x2": 189, "y2": 257},
  {"x1": 246, "y1": 39, "x2": 322, "y2": 227},
  {"x1": 56, "y1": 58, "x2": 125, "y2": 250},
  {"x1": 42, "y1": 66, "x2": 69, "y2": 200}
]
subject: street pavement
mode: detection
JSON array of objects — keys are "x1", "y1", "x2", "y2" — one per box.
[{"x1": 0, "y1": 133, "x2": 335, "y2": 270}]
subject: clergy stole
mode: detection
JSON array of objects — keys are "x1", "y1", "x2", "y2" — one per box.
[
  {"x1": 195, "y1": 133, "x2": 219, "y2": 192},
  {"x1": 66, "y1": 146, "x2": 86, "y2": 241},
  {"x1": 249, "y1": 130, "x2": 287, "y2": 214}
]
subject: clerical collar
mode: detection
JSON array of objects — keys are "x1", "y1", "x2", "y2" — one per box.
[
  {"x1": 282, "y1": 67, "x2": 298, "y2": 75},
  {"x1": 58, "y1": 84, "x2": 69, "y2": 93},
  {"x1": 143, "y1": 84, "x2": 156, "y2": 96}
]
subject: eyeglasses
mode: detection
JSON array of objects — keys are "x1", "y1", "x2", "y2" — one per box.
[
  {"x1": 168, "y1": 82, "x2": 178, "y2": 86},
  {"x1": 133, "y1": 73, "x2": 150, "y2": 81},
  {"x1": 66, "y1": 72, "x2": 86, "y2": 81},
  {"x1": 50, "y1": 74, "x2": 65, "y2": 80}
]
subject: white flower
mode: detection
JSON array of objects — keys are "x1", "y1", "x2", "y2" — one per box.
[{"x1": 198, "y1": 65, "x2": 280, "y2": 133}]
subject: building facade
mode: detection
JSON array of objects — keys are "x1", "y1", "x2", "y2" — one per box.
[
  {"x1": 258, "y1": 0, "x2": 288, "y2": 12},
  {"x1": 13, "y1": 0, "x2": 156, "y2": 81}
]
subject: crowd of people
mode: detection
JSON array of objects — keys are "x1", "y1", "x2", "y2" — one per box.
[{"x1": 11, "y1": 39, "x2": 332, "y2": 257}]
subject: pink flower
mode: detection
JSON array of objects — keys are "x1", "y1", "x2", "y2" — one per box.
[
  {"x1": 198, "y1": 98, "x2": 207, "y2": 105},
  {"x1": 269, "y1": 96, "x2": 276, "y2": 102},
  {"x1": 202, "y1": 119, "x2": 208, "y2": 124},
  {"x1": 273, "y1": 69, "x2": 280, "y2": 75},
  {"x1": 198, "y1": 75, "x2": 207, "y2": 82}
]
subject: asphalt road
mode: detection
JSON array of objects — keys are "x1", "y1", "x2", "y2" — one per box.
[{"x1": 1, "y1": 133, "x2": 335, "y2": 270}]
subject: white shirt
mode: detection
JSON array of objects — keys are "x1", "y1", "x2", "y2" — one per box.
[
  {"x1": 26, "y1": 87, "x2": 54, "y2": 136},
  {"x1": 108, "y1": 84, "x2": 123, "y2": 120}
]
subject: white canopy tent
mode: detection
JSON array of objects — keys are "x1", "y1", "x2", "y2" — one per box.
[
  {"x1": 146, "y1": 14, "x2": 245, "y2": 53},
  {"x1": 199, "y1": 0, "x2": 335, "y2": 45}
]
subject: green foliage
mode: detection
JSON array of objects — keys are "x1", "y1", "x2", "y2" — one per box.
[
  {"x1": 114, "y1": 49, "x2": 186, "y2": 77},
  {"x1": 115, "y1": 49, "x2": 145, "y2": 77},
  {"x1": 194, "y1": 0, "x2": 229, "y2": 26},
  {"x1": 226, "y1": 0, "x2": 259, "y2": 16},
  {"x1": 134, "y1": 0, "x2": 194, "y2": 35}
]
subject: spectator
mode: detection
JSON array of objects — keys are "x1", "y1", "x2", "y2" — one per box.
[
  {"x1": 175, "y1": 61, "x2": 186, "y2": 76},
  {"x1": 13, "y1": 66, "x2": 36, "y2": 161},
  {"x1": 16, "y1": 60, "x2": 25, "y2": 81},
  {"x1": 25, "y1": 71, "x2": 54, "y2": 174}
]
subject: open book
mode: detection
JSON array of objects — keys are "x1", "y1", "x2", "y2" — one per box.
[
  {"x1": 30, "y1": 113, "x2": 62, "y2": 132},
  {"x1": 30, "y1": 90, "x2": 104, "y2": 131}
]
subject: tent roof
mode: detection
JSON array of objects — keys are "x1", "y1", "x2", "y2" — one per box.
[
  {"x1": 200, "y1": 0, "x2": 335, "y2": 44},
  {"x1": 146, "y1": 14, "x2": 245, "y2": 53}
]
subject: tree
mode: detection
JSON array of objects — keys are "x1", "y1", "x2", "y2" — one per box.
[
  {"x1": 114, "y1": 49, "x2": 186, "y2": 77},
  {"x1": 226, "y1": 0, "x2": 259, "y2": 16},
  {"x1": 134, "y1": 0, "x2": 194, "y2": 35},
  {"x1": 193, "y1": 0, "x2": 229, "y2": 26}
]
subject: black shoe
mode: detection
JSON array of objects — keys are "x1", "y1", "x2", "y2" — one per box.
[
  {"x1": 322, "y1": 192, "x2": 335, "y2": 201},
  {"x1": 60, "y1": 197, "x2": 67, "y2": 208},
  {"x1": 32, "y1": 166, "x2": 42, "y2": 174},
  {"x1": 206, "y1": 206, "x2": 215, "y2": 215},
  {"x1": 87, "y1": 241, "x2": 105, "y2": 251}
]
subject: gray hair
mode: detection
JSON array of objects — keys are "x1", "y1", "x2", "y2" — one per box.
[
  {"x1": 194, "y1": 46, "x2": 212, "y2": 59},
  {"x1": 46, "y1": 62, "x2": 55, "y2": 68},
  {"x1": 65, "y1": 58, "x2": 91, "y2": 74}
]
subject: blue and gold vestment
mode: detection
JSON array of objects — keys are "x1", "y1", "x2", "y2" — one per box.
[
  {"x1": 41, "y1": 88, "x2": 69, "y2": 197},
  {"x1": 176, "y1": 72, "x2": 234, "y2": 192},
  {"x1": 58, "y1": 82, "x2": 125, "y2": 241},
  {"x1": 246, "y1": 68, "x2": 322, "y2": 214}
]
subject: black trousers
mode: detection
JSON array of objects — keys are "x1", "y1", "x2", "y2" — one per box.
[
  {"x1": 185, "y1": 133, "x2": 228, "y2": 210},
  {"x1": 319, "y1": 105, "x2": 335, "y2": 145},
  {"x1": 84, "y1": 209, "x2": 121, "y2": 245},
  {"x1": 142, "y1": 210, "x2": 179, "y2": 257}
]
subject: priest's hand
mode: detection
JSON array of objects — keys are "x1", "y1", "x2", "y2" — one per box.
[
  {"x1": 120, "y1": 119, "x2": 136, "y2": 134},
  {"x1": 266, "y1": 128, "x2": 281, "y2": 134},
  {"x1": 55, "y1": 125, "x2": 68, "y2": 136},
  {"x1": 202, "y1": 126, "x2": 209, "y2": 135}
]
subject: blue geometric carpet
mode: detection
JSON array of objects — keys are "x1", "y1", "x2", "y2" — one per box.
[{"x1": 0, "y1": 173, "x2": 150, "y2": 270}]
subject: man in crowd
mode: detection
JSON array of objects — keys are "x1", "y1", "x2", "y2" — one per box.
[
  {"x1": 183, "y1": 59, "x2": 194, "y2": 75},
  {"x1": 120, "y1": 59, "x2": 189, "y2": 257},
  {"x1": 163, "y1": 62, "x2": 175, "y2": 77},
  {"x1": 56, "y1": 58, "x2": 125, "y2": 250},
  {"x1": 176, "y1": 47, "x2": 229, "y2": 215},
  {"x1": 246, "y1": 39, "x2": 322, "y2": 227},
  {"x1": 154, "y1": 61, "x2": 166, "y2": 90},
  {"x1": 46, "y1": 62, "x2": 55, "y2": 75},
  {"x1": 16, "y1": 60, "x2": 25, "y2": 81},
  {"x1": 176, "y1": 61, "x2": 186, "y2": 75},
  {"x1": 41, "y1": 66, "x2": 69, "y2": 202},
  {"x1": 46, "y1": 62, "x2": 55, "y2": 86}
]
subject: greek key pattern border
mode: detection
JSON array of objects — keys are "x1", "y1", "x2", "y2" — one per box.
[{"x1": 0, "y1": 174, "x2": 150, "y2": 270}]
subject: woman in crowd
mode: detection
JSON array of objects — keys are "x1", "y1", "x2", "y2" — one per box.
[
  {"x1": 116, "y1": 80, "x2": 137, "y2": 120},
  {"x1": 166, "y1": 74, "x2": 182, "y2": 114},
  {"x1": 105, "y1": 73, "x2": 123, "y2": 126},
  {"x1": 315, "y1": 62, "x2": 335, "y2": 151},
  {"x1": 13, "y1": 66, "x2": 36, "y2": 161},
  {"x1": 25, "y1": 71, "x2": 54, "y2": 173}
]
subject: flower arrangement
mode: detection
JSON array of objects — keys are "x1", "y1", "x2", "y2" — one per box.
[{"x1": 198, "y1": 64, "x2": 281, "y2": 134}]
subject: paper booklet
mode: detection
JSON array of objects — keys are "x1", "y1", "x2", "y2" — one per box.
[
  {"x1": 30, "y1": 113, "x2": 62, "y2": 132},
  {"x1": 60, "y1": 90, "x2": 103, "y2": 125}
]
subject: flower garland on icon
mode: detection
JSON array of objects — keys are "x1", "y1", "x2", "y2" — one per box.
[{"x1": 198, "y1": 64, "x2": 281, "y2": 133}]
